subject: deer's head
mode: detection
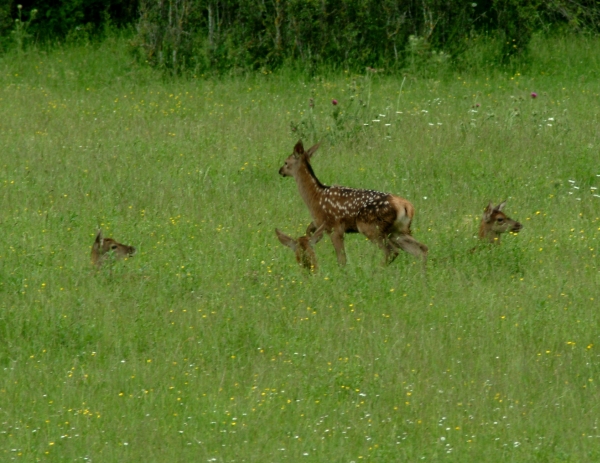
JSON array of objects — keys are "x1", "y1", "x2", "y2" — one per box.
[
  {"x1": 479, "y1": 201, "x2": 523, "y2": 243},
  {"x1": 279, "y1": 140, "x2": 321, "y2": 178},
  {"x1": 91, "y1": 230, "x2": 136, "y2": 267},
  {"x1": 275, "y1": 223, "x2": 326, "y2": 271}
]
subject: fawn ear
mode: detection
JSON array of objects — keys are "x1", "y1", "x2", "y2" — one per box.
[
  {"x1": 275, "y1": 229, "x2": 297, "y2": 251},
  {"x1": 310, "y1": 223, "x2": 326, "y2": 245},
  {"x1": 495, "y1": 201, "x2": 507, "y2": 212},
  {"x1": 483, "y1": 202, "x2": 494, "y2": 222},
  {"x1": 95, "y1": 229, "x2": 104, "y2": 245},
  {"x1": 293, "y1": 140, "x2": 305, "y2": 158},
  {"x1": 305, "y1": 141, "x2": 321, "y2": 158}
]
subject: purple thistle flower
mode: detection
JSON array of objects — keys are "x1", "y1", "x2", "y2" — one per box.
[
  {"x1": 531, "y1": 92, "x2": 538, "y2": 99},
  {"x1": 332, "y1": 99, "x2": 338, "y2": 106}
]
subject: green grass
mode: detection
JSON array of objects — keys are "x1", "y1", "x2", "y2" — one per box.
[{"x1": 1, "y1": 34, "x2": 599, "y2": 462}]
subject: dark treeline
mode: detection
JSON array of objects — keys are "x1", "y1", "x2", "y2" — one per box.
[
  {"x1": 1, "y1": 0, "x2": 599, "y2": 73},
  {"x1": 0, "y1": 0, "x2": 137, "y2": 41}
]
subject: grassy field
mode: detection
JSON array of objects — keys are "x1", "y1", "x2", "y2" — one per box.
[{"x1": 1, "y1": 34, "x2": 599, "y2": 462}]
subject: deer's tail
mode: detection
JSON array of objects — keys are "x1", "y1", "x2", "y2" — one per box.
[{"x1": 389, "y1": 196, "x2": 415, "y2": 234}]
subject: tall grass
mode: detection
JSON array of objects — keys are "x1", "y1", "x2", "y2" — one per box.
[{"x1": 1, "y1": 35, "x2": 599, "y2": 462}]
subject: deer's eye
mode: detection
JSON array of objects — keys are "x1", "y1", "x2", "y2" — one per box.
[{"x1": 111, "y1": 245, "x2": 118, "y2": 250}]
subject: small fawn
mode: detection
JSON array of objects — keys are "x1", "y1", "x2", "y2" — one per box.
[
  {"x1": 275, "y1": 223, "x2": 326, "y2": 271},
  {"x1": 279, "y1": 140, "x2": 428, "y2": 266},
  {"x1": 479, "y1": 201, "x2": 523, "y2": 243},
  {"x1": 91, "y1": 230, "x2": 136, "y2": 267}
]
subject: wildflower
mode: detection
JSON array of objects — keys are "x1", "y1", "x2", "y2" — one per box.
[
  {"x1": 309, "y1": 98, "x2": 314, "y2": 108},
  {"x1": 332, "y1": 99, "x2": 338, "y2": 106},
  {"x1": 531, "y1": 92, "x2": 538, "y2": 98}
]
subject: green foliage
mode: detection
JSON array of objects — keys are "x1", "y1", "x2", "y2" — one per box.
[
  {"x1": 0, "y1": 0, "x2": 139, "y2": 45},
  {"x1": 1, "y1": 34, "x2": 600, "y2": 461},
  {"x1": 1, "y1": 0, "x2": 599, "y2": 74},
  {"x1": 11, "y1": 4, "x2": 37, "y2": 52},
  {"x1": 132, "y1": 0, "x2": 600, "y2": 75},
  {"x1": 289, "y1": 73, "x2": 386, "y2": 145},
  {"x1": 491, "y1": 0, "x2": 540, "y2": 63},
  {"x1": 0, "y1": 3, "x2": 13, "y2": 52}
]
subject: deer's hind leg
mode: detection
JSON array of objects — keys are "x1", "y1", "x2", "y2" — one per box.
[
  {"x1": 389, "y1": 231, "x2": 428, "y2": 261},
  {"x1": 358, "y1": 222, "x2": 399, "y2": 265}
]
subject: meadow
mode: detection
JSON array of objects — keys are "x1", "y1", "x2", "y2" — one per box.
[{"x1": 0, "y1": 34, "x2": 599, "y2": 462}]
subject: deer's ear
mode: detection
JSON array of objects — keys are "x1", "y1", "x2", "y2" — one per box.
[
  {"x1": 305, "y1": 141, "x2": 321, "y2": 158},
  {"x1": 293, "y1": 140, "x2": 305, "y2": 158},
  {"x1": 95, "y1": 230, "x2": 103, "y2": 245},
  {"x1": 496, "y1": 201, "x2": 507, "y2": 212},
  {"x1": 483, "y1": 202, "x2": 494, "y2": 222},
  {"x1": 310, "y1": 223, "x2": 326, "y2": 245},
  {"x1": 275, "y1": 229, "x2": 297, "y2": 251}
]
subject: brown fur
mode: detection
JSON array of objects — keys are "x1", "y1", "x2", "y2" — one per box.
[
  {"x1": 275, "y1": 224, "x2": 326, "y2": 271},
  {"x1": 91, "y1": 230, "x2": 136, "y2": 267},
  {"x1": 279, "y1": 140, "x2": 427, "y2": 266},
  {"x1": 479, "y1": 201, "x2": 523, "y2": 243}
]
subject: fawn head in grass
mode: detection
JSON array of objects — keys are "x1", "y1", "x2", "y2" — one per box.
[
  {"x1": 279, "y1": 140, "x2": 428, "y2": 266},
  {"x1": 91, "y1": 230, "x2": 136, "y2": 267},
  {"x1": 275, "y1": 223, "x2": 326, "y2": 272},
  {"x1": 479, "y1": 201, "x2": 523, "y2": 243}
]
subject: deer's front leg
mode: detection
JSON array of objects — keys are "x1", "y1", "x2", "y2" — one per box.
[{"x1": 330, "y1": 229, "x2": 347, "y2": 266}]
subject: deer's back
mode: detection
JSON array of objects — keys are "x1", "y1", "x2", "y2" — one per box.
[{"x1": 316, "y1": 186, "x2": 412, "y2": 234}]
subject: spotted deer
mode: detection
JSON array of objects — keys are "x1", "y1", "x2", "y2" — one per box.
[
  {"x1": 279, "y1": 140, "x2": 428, "y2": 266},
  {"x1": 479, "y1": 201, "x2": 523, "y2": 243},
  {"x1": 275, "y1": 223, "x2": 326, "y2": 272},
  {"x1": 91, "y1": 230, "x2": 136, "y2": 267}
]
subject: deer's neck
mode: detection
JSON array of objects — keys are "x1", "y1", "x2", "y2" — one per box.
[
  {"x1": 294, "y1": 163, "x2": 327, "y2": 219},
  {"x1": 479, "y1": 224, "x2": 501, "y2": 243}
]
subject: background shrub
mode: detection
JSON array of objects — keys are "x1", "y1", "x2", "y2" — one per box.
[
  {"x1": 131, "y1": 0, "x2": 600, "y2": 74},
  {"x1": 1, "y1": 0, "x2": 139, "y2": 45},
  {"x1": 0, "y1": 0, "x2": 599, "y2": 72}
]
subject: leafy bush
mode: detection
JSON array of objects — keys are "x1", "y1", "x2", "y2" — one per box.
[
  {"x1": 131, "y1": 0, "x2": 600, "y2": 75},
  {"x1": 0, "y1": 0, "x2": 139, "y2": 46},
  {"x1": 1, "y1": 0, "x2": 599, "y2": 73}
]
